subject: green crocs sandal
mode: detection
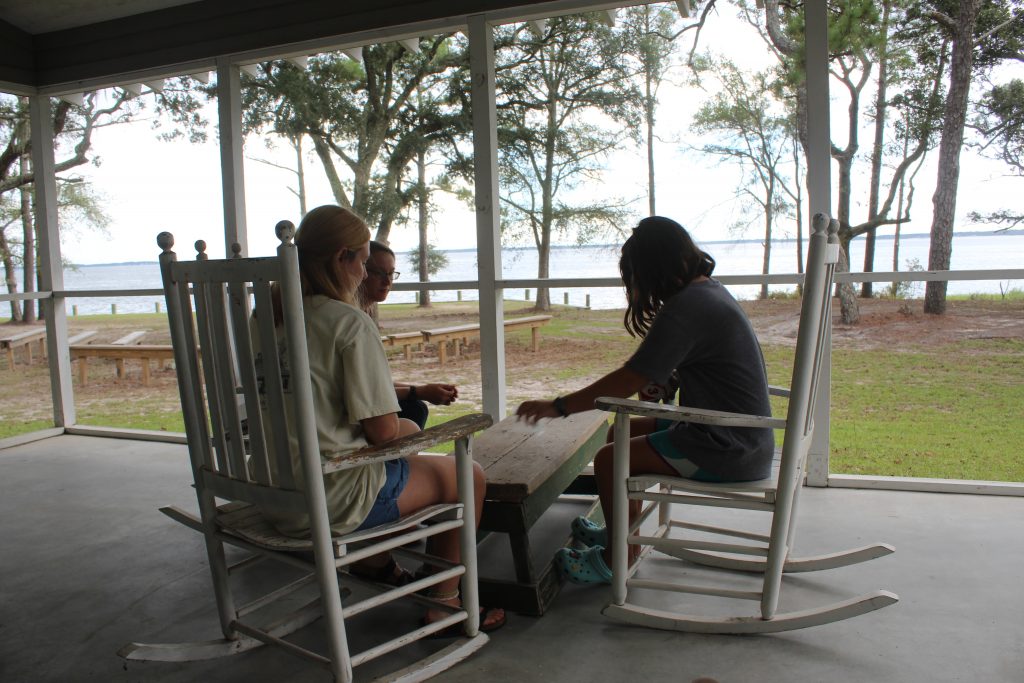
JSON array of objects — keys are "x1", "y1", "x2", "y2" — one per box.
[
  {"x1": 555, "y1": 546, "x2": 612, "y2": 585},
  {"x1": 571, "y1": 516, "x2": 607, "y2": 548}
]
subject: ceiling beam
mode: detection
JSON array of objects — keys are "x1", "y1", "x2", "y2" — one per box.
[{"x1": 21, "y1": 0, "x2": 657, "y2": 94}]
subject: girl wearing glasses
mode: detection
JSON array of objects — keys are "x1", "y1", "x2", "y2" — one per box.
[{"x1": 359, "y1": 241, "x2": 459, "y2": 429}]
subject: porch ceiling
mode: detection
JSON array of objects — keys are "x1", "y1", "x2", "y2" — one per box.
[{"x1": 0, "y1": 0, "x2": 632, "y2": 94}]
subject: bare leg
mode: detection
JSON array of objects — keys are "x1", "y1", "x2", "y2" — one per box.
[
  {"x1": 594, "y1": 417, "x2": 677, "y2": 566},
  {"x1": 397, "y1": 453, "x2": 503, "y2": 627}
]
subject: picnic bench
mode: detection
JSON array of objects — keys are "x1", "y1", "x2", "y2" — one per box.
[
  {"x1": 502, "y1": 314, "x2": 552, "y2": 353},
  {"x1": 382, "y1": 331, "x2": 425, "y2": 360},
  {"x1": 420, "y1": 323, "x2": 480, "y2": 366},
  {"x1": 473, "y1": 409, "x2": 608, "y2": 615},
  {"x1": 111, "y1": 331, "x2": 148, "y2": 379},
  {"x1": 1, "y1": 326, "x2": 46, "y2": 370},
  {"x1": 419, "y1": 315, "x2": 553, "y2": 366},
  {"x1": 71, "y1": 341, "x2": 174, "y2": 386}
]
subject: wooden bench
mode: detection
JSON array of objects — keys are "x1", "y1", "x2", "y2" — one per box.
[
  {"x1": 111, "y1": 330, "x2": 148, "y2": 379},
  {"x1": 419, "y1": 316, "x2": 554, "y2": 366},
  {"x1": 71, "y1": 344, "x2": 174, "y2": 386},
  {"x1": 420, "y1": 323, "x2": 480, "y2": 366},
  {"x1": 503, "y1": 315, "x2": 552, "y2": 352},
  {"x1": 67, "y1": 330, "x2": 98, "y2": 346},
  {"x1": 382, "y1": 331, "x2": 426, "y2": 360},
  {"x1": 473, "y1": 409, "x2": 608, "y2": 615},
  {"x1": 1, "y1": 326, "x2": 46, "y2": 370}
]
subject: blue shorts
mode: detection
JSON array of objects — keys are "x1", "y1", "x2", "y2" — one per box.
[
  {"x1": 356, "y1": 457, "x2": 410, "y2": 531},
  {"x1": 646, "y1": 419, "x2": 725, "y2": 483}
]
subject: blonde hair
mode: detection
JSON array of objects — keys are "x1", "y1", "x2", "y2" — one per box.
[{"x1": 294, "y1": 205, "x2": 371, "y2": 305}]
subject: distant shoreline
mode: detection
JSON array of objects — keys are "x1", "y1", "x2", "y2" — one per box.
[{"x1": 71, "y1": 229, "x2": 1024, "y2": 267}]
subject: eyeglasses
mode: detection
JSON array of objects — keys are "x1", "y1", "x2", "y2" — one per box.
[{"x1": 366, "y1": 266, "x2": 400, "y2": 282}]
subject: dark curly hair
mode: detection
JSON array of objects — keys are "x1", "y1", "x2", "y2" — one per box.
[{"x1": 620, "y1": 216, "x2": 715, "y2": 338}]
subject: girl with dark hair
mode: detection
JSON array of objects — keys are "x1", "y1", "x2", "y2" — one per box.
[
  {"x1": 358, "y1": 241, "x2": 459, "y2": 430},
  {"x1": 517, "y1": 216, "x2": 773, "y2": 585}
]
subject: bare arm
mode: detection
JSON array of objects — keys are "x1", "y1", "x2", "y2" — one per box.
[
  {"x1": 516, "y1": 365, "x2": 649, "y2": 423},
  {"x1": 393, "y1": 382, "x2": 458, "y2": 405},
  {"x1": 361, "y1": 412, "x2": 418, "y2": 445}
]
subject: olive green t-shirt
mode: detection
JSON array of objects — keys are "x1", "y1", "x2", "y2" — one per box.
[{"x1": 255, "y1": 295, "x2": 400, "y2": 537}]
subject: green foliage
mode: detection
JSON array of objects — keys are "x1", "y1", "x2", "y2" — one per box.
[
  {"x1": 490, "y1": 13, "x2": 641, "y2": 280},
  {"x1": 407, "y1": 243, "x2": 449, "y2": 278},
  {"x1": 881, "y1": 257, "x2": 925, "y2": 299}
]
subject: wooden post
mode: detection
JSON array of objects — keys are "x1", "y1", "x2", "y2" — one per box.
[
  {"x1": 72, "y1": 305, "x2": 78, "y2": 316},
  {"x1": 155, "y1": 302, "x2": 161, "y2": 313},
  {"x1": 458, "y1": 291, "x2": 463, "y2": 301},
  {"x1": 563, "y1": 292, "x2": 569, "y2": 305},
  {"x1": 112, "y1": 303, "x2": 117, "y2": 315},
  {"x1": 586, "y1": 294, "x2": 591, "y2": 309},
  {"x1": 525, "y1": 289, "x2": 530, "y2": 301}
]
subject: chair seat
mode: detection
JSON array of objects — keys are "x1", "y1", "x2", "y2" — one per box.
[
  {"x1": 215, "y1": 500, "x2": 463, "y2": 557},
  {"x1": 626, "y1": 452, "x2": 782, "y2": 502}
]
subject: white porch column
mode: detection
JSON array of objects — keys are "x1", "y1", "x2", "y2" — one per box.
[
  {"x1": 216, "y1": 59, "x2": 248, "y2": 256},
  {"x1": 804, "y1": 0, "x2": 832, "y2": 487},
  {"x1": 468, "y1": 14, "x2": 506, "y2": 420},
  {"x1": 30, "y1": 95, "x2": 75, "y2": 427}
]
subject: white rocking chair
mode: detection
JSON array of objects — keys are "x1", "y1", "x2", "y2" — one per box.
[
  {"x1": 119, "y1": 222, "x2": 492, "y2": 681},
  {"x1": 596, "y1": 213, "x2": 898, "y2": 634}
]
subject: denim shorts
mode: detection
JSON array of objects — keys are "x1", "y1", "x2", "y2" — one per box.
[
  {"x1": 646, "y1": 418, "x2": 725, "y2": 483},
  {"x1": 356, "y1": 457, "x2": 410, "y2": 531}
]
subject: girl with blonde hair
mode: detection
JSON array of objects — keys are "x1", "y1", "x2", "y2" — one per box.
[{"x1": 270, "y1": 204, "x2": 504, "y2": 633}]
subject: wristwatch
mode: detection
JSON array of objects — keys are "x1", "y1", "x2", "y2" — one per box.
[{"x1": 552, "y1": 395, "x2": 569, "y2": 417}]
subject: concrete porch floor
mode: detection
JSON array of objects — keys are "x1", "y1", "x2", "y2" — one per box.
[{"x1": 2, "y1": 434, "x2": 1022, "y2": 683}]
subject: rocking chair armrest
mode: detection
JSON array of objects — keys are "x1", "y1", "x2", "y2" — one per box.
[
  {"x1": 321, "y1": 413, "x2": 493, "y2": 474},
  {"x1": 595, "y1": 396, "x2": 786, "y2": 430},
  {"x1": 768, "y1": 384, "x2": 791, "y2": 398}
]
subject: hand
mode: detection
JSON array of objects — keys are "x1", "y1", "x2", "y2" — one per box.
[
  {"x1": 516, "y1": 400, "x2": 559, "y2": 425},
  {"x1": 419, "y1": 383, "x2": 458, "y2": 406}
]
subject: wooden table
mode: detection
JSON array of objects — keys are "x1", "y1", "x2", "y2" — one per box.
[{"x1": 472, "y1": 409, "x2": 608, "y2": 615}]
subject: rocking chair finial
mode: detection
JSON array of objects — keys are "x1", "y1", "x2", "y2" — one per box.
[
  {"x1": 195, "y1": 240, "x2": 208, "y2": 260},
  {"x1": 276, "y1": 220, "x2": 296, "y2": 244},
  {"x1": 157, "y1": 232, "x2": 174, "y2": 252}
]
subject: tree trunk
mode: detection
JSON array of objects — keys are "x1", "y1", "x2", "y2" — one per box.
[
  {"x1": 760, "y1": 181, "x2": 773, "y2": 300},
  {"x1": 837, "y1": 238, "x2": 859, "y2": 324},
  {"x1": 311, "y1": 135, "x2": 352, "y2": 209},
  {"x1": 294, "y1": 135, "x2": 307, "y2": 217},
  {"x1": 416, "y1": 151, "x2": 431, "y2": 307},
  {"x1": 19, "y1": 148, "x2": 36, "y2": 324},
  {"x1": 862, "y1": 0, "x2": 892, "y2": 299},
  {"x1": 0, "y1": 229, "x2": 23, "y2": 322},
  {"x1": 646, "y1": 68, "x2": 656, "y2": 216},
  {"x1": 924, "y1": 0, "x2": 980, "y2": 315}
]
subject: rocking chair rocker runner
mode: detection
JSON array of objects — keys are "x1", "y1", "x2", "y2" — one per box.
[
  {"x1": 596, "y1": 213, "x2": 898, "y2": 634},
  {"x1": 119, "y1": 222, "x2": 493, "y2": 681}
]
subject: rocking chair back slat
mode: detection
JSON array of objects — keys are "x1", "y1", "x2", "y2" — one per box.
[
  {"x1": 226, "y1": 276, "x2": 272, "y2": 486},
  {"x1": 249, "y1": 277, "x2": 297, "y2": 490},
  {"x1": 203, "y1": 280, "x2": 250, "y2": 480}
]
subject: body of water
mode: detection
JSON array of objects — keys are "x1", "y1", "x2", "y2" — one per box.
[{"x1": 37, "y1": 232, "x2": 1024, "y2": 315}]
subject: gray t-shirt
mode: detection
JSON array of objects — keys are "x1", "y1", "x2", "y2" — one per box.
[{"x1": 625, "y1": 279, "x2": 774, "y2": 481}]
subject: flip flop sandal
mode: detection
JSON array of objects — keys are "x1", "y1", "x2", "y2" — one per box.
[
  {"x1": 423, "y1": 606, "x2": 507, "y2": 639},
  {"x1": 571, "y1": 516, "x2": 607, "y2": 548},
  {"x1": 555, "y1": 546, "x2": 612, "y2": 585},
  {"x1": 348, "y1": 556, "x2": 414, "y2": 587}
]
